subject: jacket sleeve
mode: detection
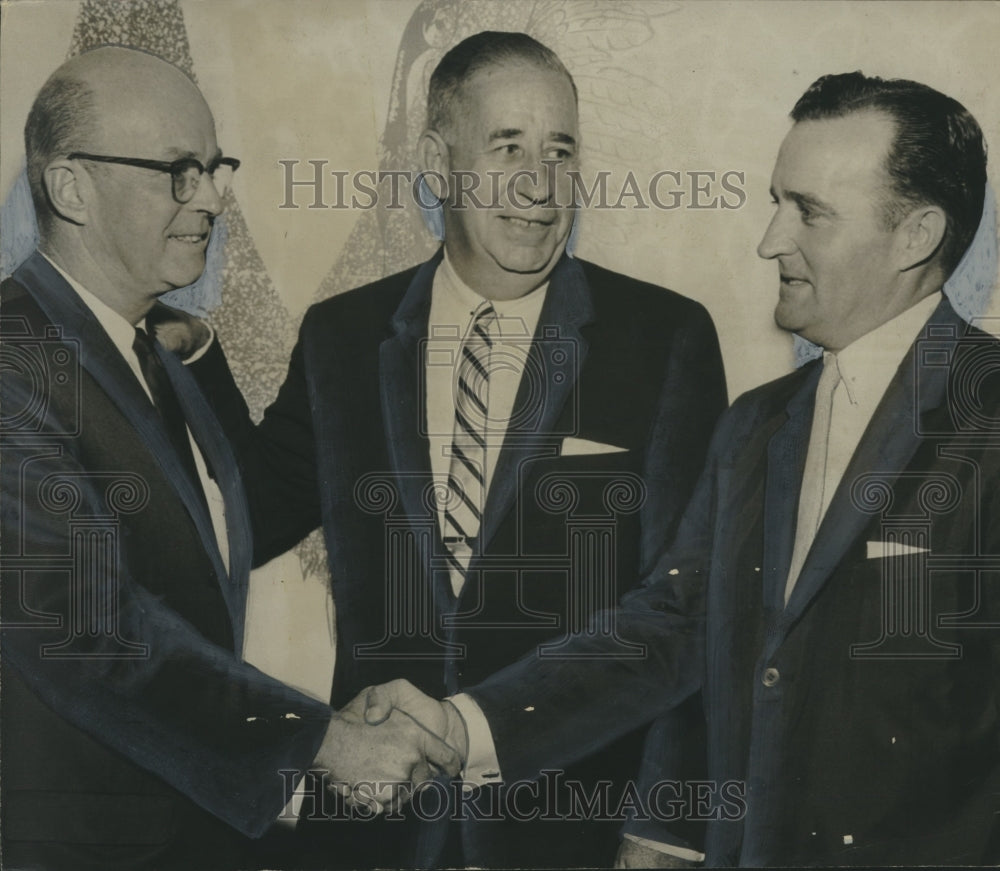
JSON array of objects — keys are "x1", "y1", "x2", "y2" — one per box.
[
  {"x1": 1, "y1": 363, "x2": 333, "y2": 839},
  {"x1": 189, "y1": 317, "x2": 323, "y2": 565},
  {"x1": 618, "y1": 696, "x2": 709, "y2": 854},
  {"x1": 639, "y1": 298, "x2": 727, "y2": 573},
  {"x1": 466, "y1": 403, "x2": 729, "y2": 784}
]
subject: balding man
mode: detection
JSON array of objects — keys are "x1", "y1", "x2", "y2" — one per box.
[{"x1": 0, "y1": 47, "x2": 450, "y2": 871}]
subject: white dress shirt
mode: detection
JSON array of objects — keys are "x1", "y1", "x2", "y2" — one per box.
[
  {"x1": 426, "y1": 254, "x2": 548, "y2": 786},
  {"x1": 425, "y1": 254, "x2": 547, "y2": 596},
  {"x1": 784, "y1": 291, "x2": 942, "y2": 600}
]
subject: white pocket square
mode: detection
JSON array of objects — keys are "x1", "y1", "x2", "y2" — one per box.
[
  {"x1": 866, "y1": 541, "x2": 931, "y2": 559},
  {"x1": 560, "y1": 437, "x2": 628, "y2": 456}
]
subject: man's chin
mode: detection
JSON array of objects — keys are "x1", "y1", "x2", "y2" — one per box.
[
  {"x1": 164, "y1": 263, "x2": 208, "y2": 291},
  {"x1": 775, "y1": 313, "x2": 822, "y2": 346},
  {"x1": 773, "y1": 303, "x2": 807, "y2": 335},
  {"x1": 494, "y1": 241, "x2": 569, "y2": 277}
]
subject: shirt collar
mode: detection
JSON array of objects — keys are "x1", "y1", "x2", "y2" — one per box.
[
  {"x1": 436, "y1": 253, "x2": 548, "y2": 339},
  {"x1": 832, "y1": 292, "x2": 942, "y2": 408},
  {"x1": 40, "y1": 253, "x2": 145, "y2": 360}
]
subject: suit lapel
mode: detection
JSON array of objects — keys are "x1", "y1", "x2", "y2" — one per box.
[
  {"x1": 161, "y1": 348, "x2": 252, "y2": 644},
  {"x1": 378, "y1": 253, "x2": 595, "y2": 611},
  {"x1": 780, "y1": 300, "x2": 961, "y2": 627},
  {"x1": 13, "y1": 253, "x2": 236, "y2": 622},
  {"x1": 761, "y1": 363, "x2": 819, "y2": 611},
  {"x1": 379, "y1": 253, "x2": 440, "y2": 543},
  {"x1": 478, "y1": 256, "x2": 595, "y2": 553}
]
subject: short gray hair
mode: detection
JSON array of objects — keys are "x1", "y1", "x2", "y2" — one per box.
[
  {"x1": 24, "y1": 73, "x2": 97, "y2": 231},
  {"x1": 426, "y1": 31, "x2": 577, "y2": 136}
]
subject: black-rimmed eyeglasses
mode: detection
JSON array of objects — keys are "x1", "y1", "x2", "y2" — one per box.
[{"x1": 67, "y1": 152, "x2": 241, "y2": 204}]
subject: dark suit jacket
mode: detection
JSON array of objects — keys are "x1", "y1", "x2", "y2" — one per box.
[
  {"x1": 0, "y1": 252, "x2": 332, "y2": 871},
  {"x1": 471, "y1": 298, "x2": 1000, "y2": 866},
  {"x1": 193, "y1": 250, "x2": 727, "y2": 867}
]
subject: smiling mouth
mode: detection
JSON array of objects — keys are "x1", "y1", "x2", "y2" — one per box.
[
  {"x1": 780, "y1": 274, "x2": 810, "y2": 286},
  {"x1": 169, "y1": 232, "x2": 210, "y2": 245},
  {"x1": 500, "y1": 216, "x2": 554, "y2": 230}
]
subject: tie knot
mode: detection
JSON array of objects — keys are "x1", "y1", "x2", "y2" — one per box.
[
  {"x1": 818, "y1": 351, "x2": 842, "y2": 394},
  {"x1": 474, "y1": 302, "x2": 497, "y2": 326},
  {"x1": 469, "y1": 302, "x2": 497, "y2": 347},
  {"x1": 474, "y1": 302, "x2": 496, "y2": 322}
]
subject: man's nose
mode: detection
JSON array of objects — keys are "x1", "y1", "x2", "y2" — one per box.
[
  {"x1": 510, "y1": 156, "x2": 555, "y2": 207},
  {"x1": 188, "y1": 171, "x2": 225, "y2": 217},
  {"x1": 757, "y1": 209, "x2": 796, "y2": 259}
]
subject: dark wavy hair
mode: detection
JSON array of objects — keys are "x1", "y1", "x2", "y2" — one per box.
[{"x1": 792, "y1": 71, "x2": 987, "y2": 277}]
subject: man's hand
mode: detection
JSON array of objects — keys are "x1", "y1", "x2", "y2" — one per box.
[
  {"x1": 615, "y1": 839, "x2": 700, "y2": 868},
  {"x1": 363, "y1": 679, "x2": 469, "y2": 770},
  {"x1": 313, "y1": 681, "x2": 467, "y2": 813},
  {"x1": 145, "y1": 301, "x2": 212, "y2": 360}
]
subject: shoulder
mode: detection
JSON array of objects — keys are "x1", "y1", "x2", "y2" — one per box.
[
  {"x1": 723, "y1": 362, "x2": 814, "y2": 430},
  {"x1": 575, "y1": 258, "x2": 715, "y2": 332},
  {"x1": 948, "y1": 320, "x2": 1000, "y2": 412},
  {"x1": 1, "y1": 275, "x2": 54, "y2": 335},
  {"x1": 300, "y1": 264, "x2": 422, "y2": 330},
  {"x1": 953, "y1": 318, "x2": 1000, "y2": 350},
  {"x1": 0, "y1": 277, "x2": 71, "y2": 418},
  {"x1": 735, "y1": 361, "x2": 812, "y2": 406},
  {"x1": 2, "y1": 275, "x2": 40, "y2": 315}
]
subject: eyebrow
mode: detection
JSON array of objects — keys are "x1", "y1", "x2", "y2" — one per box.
[
  {"x1": 487, "y1": 129, "x2": 578, "y2": 148},
  {"x1": 770, "y1": 186, "x2": 835, "y2": 215},
  {"x1": 488, "y1": 128, "x2": 523, "y2": 142}
]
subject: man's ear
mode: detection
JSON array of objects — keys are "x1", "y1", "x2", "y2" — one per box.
[
  {"x1": 896, "y1": 204, "x2": 947, "y2": 272},
  {"x1": 417, "y1": 129, "x2": 449, "y2": 202},
  {"x1": 42, "y1": 160, "x2": 89, "y2": 226}
]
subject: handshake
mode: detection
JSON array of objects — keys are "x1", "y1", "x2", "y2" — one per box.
[{"x1": 313, "y1": 679, "x2": 471, "y2": 813}]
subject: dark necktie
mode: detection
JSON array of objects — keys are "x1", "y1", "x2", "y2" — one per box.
[{"x1": 132, "y1": 326, "x2": 208, "y2": 511}]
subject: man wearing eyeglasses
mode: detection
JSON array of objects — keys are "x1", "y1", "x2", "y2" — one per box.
[{"x1": 0, "y1": 46, "x2": 442, "y2": 871}]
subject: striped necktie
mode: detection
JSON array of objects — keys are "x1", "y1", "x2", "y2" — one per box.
[{"x1": 442, "y1": 302, "x2": 498, "y2": 594}]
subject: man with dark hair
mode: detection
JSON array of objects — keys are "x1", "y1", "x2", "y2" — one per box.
[
  {"x1": 366, "y1": 71, "x2": 1000, "y2": 866},
  {"x1": 187, "y1": 28, "x2": 727, "y2": 869},
  {"x1": 789, "y1": 71, "x2": 987, "y2": 277},
  {"x1": 0, "y1": 46, "x2": 451, "y2": 871}
]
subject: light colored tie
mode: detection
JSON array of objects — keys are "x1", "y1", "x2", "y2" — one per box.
[
  {"x1": 442, "y1": 302, "x2": 497, "y2": 595},
  {"x1": 784, "y1": 352, "x2": 842, "y2": 604}
]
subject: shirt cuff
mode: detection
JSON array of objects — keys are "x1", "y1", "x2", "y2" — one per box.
[
  {"x1": 447, "y1": 693, "x2": 503, "y2": 786},
  {"x1": 623, "y1": 833, "x2": 705, "y2": 863},
  {"x1": 182, "y1": 323, "x2": 216, "y2": 364},
  {"x1": 273, "y1": 775, "x2": 307, "y2": 829}
]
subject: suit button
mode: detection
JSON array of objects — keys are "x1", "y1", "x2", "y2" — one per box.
[{"x1": 762, "y1": 667, "x2": 780, "y2": 687}]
